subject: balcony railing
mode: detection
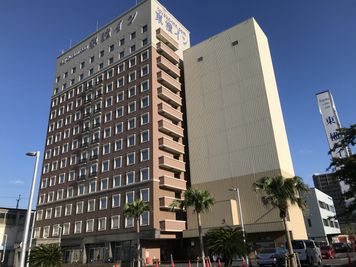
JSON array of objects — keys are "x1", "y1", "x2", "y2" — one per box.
[
  {"x1": 158, "y1": 86, "x2": 182, "y2": 108},
  {"x1": 158, "y1": 119, "x2": 184, "y2": 138},
  {"x1": 159, "y1": 175, "x2": 186, "y2": 191},
  {"x1": 160, "y1": 219, "x2": 186, "y2": 232},
  {"x1": 157, "y1": 71, "x2": 181, "y2": 93},
  {"x1": 157, "y1": 42, "x2": 179, "y2": 65},
  {"x1": 157, "y1": 56, "x2": 180, "y2": 78},
  {"x1": 156, "y1": 28, "x2": 179, "y2": 51},
  {"x1": 158, "y1": 102, "x2": 182, "y2": 123},
  {"x1": 159, "y1": 156, "x2": 185, "y2": 172},
  {"x1": 159, "y1": 137, "x2": 185, "y2": 155}
]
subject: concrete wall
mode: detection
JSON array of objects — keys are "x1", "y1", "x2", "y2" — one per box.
[{"x1": 183, "y1": 18, "x2": 307, "y2": 240}]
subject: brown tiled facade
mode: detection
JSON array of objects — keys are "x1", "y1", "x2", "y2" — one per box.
[{"x1": 34, "y1": 0, "x2": 190, "y2": 263}]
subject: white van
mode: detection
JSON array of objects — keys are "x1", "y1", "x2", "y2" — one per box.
[{"x1": 291, "y1": 240, "x2": 322, "y2": 265}]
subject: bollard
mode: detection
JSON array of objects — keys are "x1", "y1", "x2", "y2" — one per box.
[
  {"x1": 115, "y1": 261, "x2": 119, "y2": 267},
  {"x1": 188, "y1": 260, "x2": 192, "y2": 267},
  {"x1": 155, "y1": 260, "x2": 159, "y2": 267}
]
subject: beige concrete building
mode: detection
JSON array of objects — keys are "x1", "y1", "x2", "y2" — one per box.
[{"x1": 183, "y1": 18, "x2": 307, "y2": 248}]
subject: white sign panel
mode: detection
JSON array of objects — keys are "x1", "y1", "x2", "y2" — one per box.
[{"x1": 316, "y1": 91, "x2": 348, "y2": 158}]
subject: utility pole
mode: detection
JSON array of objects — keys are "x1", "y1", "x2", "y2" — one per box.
[{"x1": 16, "y1": 194, "x2": 21, "y2": 209}]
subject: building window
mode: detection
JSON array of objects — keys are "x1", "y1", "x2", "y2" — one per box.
[
  {"x1": 67, "y1": 187, "x2": 74, "y2": 198},
  {"x1": 129, "y1": 57, "x2": 136, "y2": 68},
  {"x1": 54, "y1": 206, "x2": 62, "y2": 218},
  {"x1": 114, "y1": 157, "x2": 122, "y2": 169},
  {"x1": 141, "y1": 130, "x2": 150, "y2": 143},
  {"x1": 142, "y1": 25, "x2": 147, "y2": 33},
  {"x1": 142, "y1": 38, "x2": 148, "y2": 46},
  {"x1": 141, "y1": 65, "x2": 149, "y2": 77},
  {"x1": 114, "y1": 139, "x2": 123, "y2": 151},
  {"x1": 43, "y1": 226, "x2": 50, "y2": 238},
  {"x1": 87, "y1": 199, "x2": 96, "y2": 212},
  {"x1": 119, "y1": 38, "x2": 125, "y2": 46},
  {"x1": 119, "y1": 51, "x2": 125, "y2": 59},
  {"x1": 64, "y1": 204, "x2": 72, "y2": 216},
  {"x1": 140, "y1": 168, "x2": 150, "y2": 181},
  {"x1": 117, "y1": 91, "x2": 124, "y2": 102},
  {"x1": 140, "y1": 148, "x2": 149, "y2": 162},
  {"x1": 128, "y1": 86, "x2": 136, "y2": 98},
  {"x1": 141, "y1": 50, "x2": 149, "y2": 62},
  {"x1": 127, "y1": 152, "x2": 135, "y2": 166},
  {"x1": 86, "y1": 219, "x2": 94, "y2": 232},
  {"x1": 76, "y1": 201, "x2": 84, "y2": 214},
  {"x1": 36, "y1": 210, "x2": 43, "y2": 221},
  {"x1": 126, "y1": 172, "x2": 135, "y2": 185},
  {"x1": 116, "y1": 122, "x2": 124, "y2": 134},
  {"x1": 117, "y1": 77, "x2": 125, "y2": 88},
  {"x1": 128, "y1": 71, "x2": 136, "y2": 83},
  {"x1": 140, "y1": 188, "x2": 149, "y2": 202},
  {"x1": 323, "y1": 219, "x2": 329, "y2": 227},
  {"x1": 141, "y1": 113, "x2": 149, "y2": 125},
  {"x1": 34, "y1": 227, "x2": 41, "y2": 239},
  {"x1": 141, "y1": 80, "x2": 149, "y2": 92},
  {"x1": 127, "y1": 117, "x2": 136, "y2": 130},
  {"x1": 128, "y1": 101, "x2": 136, "y2": 113},
  {"x1": 118, "y1": 62, "x2": 125, "y2": 73},
  {"x1": 62, "y1": 223, "x2": 70, "y2": 235},
  {"x1": 130, "y1": 32, "x2": 136, "y2": 40},
  {"x1": 101, "y1": 144, "x2": 109, "y2": 156},
  {"x1": 111, "y1": 215, "x2": 120, "y2": 229},
  {"x1": 112, "y1": 194, "x2": 121, "y2": 208},
  {"x1": 74, "y1": 221, "x2": 82, "y2": 234},
  {"x1": 130, "y1": 45, "x2": 136, "y2": 53},
  {"x1": 140, "y1": 211, "x2": 149, "y2": 226},
  {"x1": 127, "y1": 134, "x2": 136, "y2": 147},
  {"x1": 52, "y1": 224, "x2": 61, "y2": 237},
  {"x1": 113, "y1": 175, "x2": 121, "y2": 188},
  {"x1": 103, "y1": 127, "x2": 111, "y2": 138},
  {"x1": 99, "y1": 197, "x2": 108, "y2": 210},
  {"x1": 116, "y1": 106, "x2": 124, "y2": 118},
  {"x1": 109, "y1": 44, "x2": 115, "y2": 52},
  {"x1": 89, "y1": 180, "x2": 96, "y2": 193},
  {"x1": 98, "y1": 217, "x2": 107, "y2": 231},
  {"x1": 101, "y1": 178, "x2": 109, "y2": 190},
  {"x1": 125, "y1": 217, "x2": 134, "y2": 228}
]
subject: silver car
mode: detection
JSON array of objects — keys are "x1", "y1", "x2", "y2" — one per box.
[{"x1": 256, "y1": 247, "x2": 287, "y2": 266}]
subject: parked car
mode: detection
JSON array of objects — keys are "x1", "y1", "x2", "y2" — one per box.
[
  {"x1": 256, "y1": 247, "x2": 287, "y2": 266},
  {"x1": 332, "y1": 242, "x2": 352, "y2": 253},
  {"x1": 320, "y1": 245, "x2": 335, "y2": 259},
  {"x1": 291, "y1": 240, "x2": 322, "y2": 265}
]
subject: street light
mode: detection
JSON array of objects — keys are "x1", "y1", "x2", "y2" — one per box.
[
  {"x1": 20, "y1": 151, "x2": 40, "y2": 267},
  {"x1": 229, "y1": 187, "x2": 248, "y2": 265}
]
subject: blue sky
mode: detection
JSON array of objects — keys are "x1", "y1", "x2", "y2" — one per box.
[{"x1": 0, "y1": 0, "x2": 355, "y2": 209}]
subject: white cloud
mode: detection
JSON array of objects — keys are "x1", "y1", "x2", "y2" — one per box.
[{"x1": 10, "y1": 180, "x2": 25, "y2": 185}]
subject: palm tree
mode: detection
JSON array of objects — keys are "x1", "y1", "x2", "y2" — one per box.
[
  {"x1": 253, "y1": 176, "x2": 308, "y2": 267},
  {"x1": 29, "y1": 243, "x2": 62, "y2": 267},
  {"x1": 171, "y1": 188, "x2": 215, "y2": 267},
  {"x1": 206, "y1": 226, "x2": 246, "y2": 267},
  {"x1": 123, "y1": 199, "x2": 150, "y2": 267}
]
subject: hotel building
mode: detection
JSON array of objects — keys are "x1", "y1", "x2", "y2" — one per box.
[
  {"x1": 183, "y1": 18, "x2": 307, "y2": 250},
  {"x1": 33, "y1": 0, "x2": 190, "y2": 264}
]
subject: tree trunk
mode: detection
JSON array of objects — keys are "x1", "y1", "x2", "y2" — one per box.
[
  {"x1": 136, "y1": 218, "x2": 141, "y2": 267},
  {"x1": 282, "y1": 216, "x2": 297, "y2": 267},
  {"x1": 197, "y1": 213, "x2": 206, "y2": 267}
]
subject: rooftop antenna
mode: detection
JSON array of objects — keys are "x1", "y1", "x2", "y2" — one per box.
[
  {"x1": 96, "y1": 20, "x2": 99, "y2": 31},
  {"x1": 69, "y1": 39, "x2": 72, "y2": 48},
  {"x1": 16, "y1": 194, "x2": 21, "y2": 209}
]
